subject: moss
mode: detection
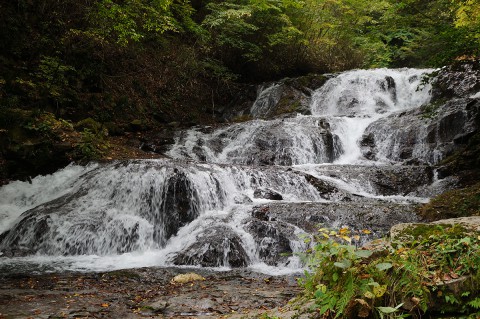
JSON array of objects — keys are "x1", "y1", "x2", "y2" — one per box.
[
  {"x1": 75, "y1": 117, "x2": 102, "y2": 133},
  {"x1": 396, "y1": 223, "x2": 470, "y2": 241},
  {"x1": 232, "y1": 114, "x2": 253, "y2": 122},
  {"x1": 419, "y1": 182, "x2": 480, "y2": 221}
]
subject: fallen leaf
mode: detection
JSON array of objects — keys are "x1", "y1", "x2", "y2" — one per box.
[
  {"x1": 171, "y1": 273, "x2": 205, "y2": 284},
  {"x1": 449, "y1": 272, "x2": 459, "y2": 279}
]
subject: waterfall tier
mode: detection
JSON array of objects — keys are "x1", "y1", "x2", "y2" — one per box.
[{"x1": 1, "y1": 67, "x2": 477, "y2": 274}]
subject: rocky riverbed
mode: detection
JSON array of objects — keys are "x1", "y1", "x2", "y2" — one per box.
[{"x1": 0, "y1": 268, "x2": 300, "y2": 319}]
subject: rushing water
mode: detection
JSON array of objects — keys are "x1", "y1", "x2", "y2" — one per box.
[{"x1": 0, "y1": 68, "x2": 452, "y2": 275}]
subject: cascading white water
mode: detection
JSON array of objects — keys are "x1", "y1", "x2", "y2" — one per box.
[
  {"x1": 310, "y1": 68, "x2": 434, "y2": 163},
  {"x1": 0, "y1": 160, "x2": 325, "y2": 273},
  {"x1": 0, "y1": 68, "x2": 452, "y2": 275},
  {"x1": 167, "y1": 117, "x2": 341, "y2": 165},
  {"x1": 0, "y1": 164, "x2": 98, "y2": 235},
  {"x1": 168, "y1": 68, "x2": 434, "y2": 165}
]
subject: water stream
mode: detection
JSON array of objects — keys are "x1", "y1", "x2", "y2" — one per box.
[{"x1": 0, "y1": 68, "x2": 454, "y2": 275}]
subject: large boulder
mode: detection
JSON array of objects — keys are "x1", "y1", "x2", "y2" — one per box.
[
  {"x1": 361, "y1": 98, "x2": 479, "y2": 165},
  {"x1": 245, "y1": 218, "x2": 296, "y2": 266},
  {"x1": 391, "y1": 216, "x2": 480, "y2": 240},
  {"x1": 431, "y1": 60, "x2": 480, "y2": 101},
  {"x1": 172, "y1": 226, "x2": 249, "y2": 267},
  {"x1": 224, "y1": 74, "x2": 330, "y2": 120}
]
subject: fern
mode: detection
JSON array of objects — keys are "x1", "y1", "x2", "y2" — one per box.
[
  {"x1": 335, "y1": 272, "x2": 355, "y2": 317},
  {"x1": 467, "y1": 297, "x2": 480, "y2": 309}
]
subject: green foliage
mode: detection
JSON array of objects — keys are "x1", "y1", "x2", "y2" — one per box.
[
  {"x1": 88, "y1": 0, "x2": 198, "y2": 45},
  {"x1": 376, "y1": 0, "x2": 480, "y2": 67},
  {"x1": 299, "y1": 226, "x2": 480, "y2": 318},
  {"x1": 24, "y1": 112, "x2": 74, "y2": 139},
  {"x1": 201, "y1": 0, "x2": 306, "y2": 78},
  {"x1": 75, "y1": 128, "x2": 110, "y2": 160}
]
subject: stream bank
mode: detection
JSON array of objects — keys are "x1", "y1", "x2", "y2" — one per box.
[{"x1": 0, "y1": 268, "x2": 300, "y2": 319}]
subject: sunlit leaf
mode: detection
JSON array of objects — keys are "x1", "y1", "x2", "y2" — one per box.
[
  {"x1": 334, "y1": 259, "x2": 352, "y2": 269},
  {"x1": 373, "y1": 285, "x2": 387, "y2": 297},
  {"x1": 355, "y1": 250, "x2": 373, "y2": 258},
  {"x1": 376, "y1": 263, "x2": 393, "y2": 271},
  {"x1": 364, "y1": 291, "x2": 375, "y2": 299},
  {"x1": 340, "y1": 235, "x2": 352, "y2": 243},
  {"x1": 332, "y1": 272, "x2": 339, "y2": 282}
]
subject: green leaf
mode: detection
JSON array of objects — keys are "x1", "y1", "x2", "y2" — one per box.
[
  {"x1": 377, "y1": 306, "x2": 396, "y2": 314},
  {"x1": 332, "y1": 272, "x2": 339, "y2": 282},
  {"x1": 373, "y1": 285, "x2": 387, "y2": 297},
  {"x1": 314, "y1": 289, "x2": 325, "y2": 298},
  {"x1": 355, "y1": 250, "x2": 373, "y2": 258},
  {"x1": 376, "y1": 262, "x2": 393, "y2": 271},
  {"x1": 334, "y1": 259, "x2": 352, "y2": 269},
  {"x1": 467, "y1": 297, "x2": 480, "y2": 309}
]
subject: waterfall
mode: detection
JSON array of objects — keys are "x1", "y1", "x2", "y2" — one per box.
[
  {"x1": 1, "y1": 68, "x2": 462, "y2": 275},
  {"x1": 168, "y1": 68, "x2": 434, "y2": 165}
]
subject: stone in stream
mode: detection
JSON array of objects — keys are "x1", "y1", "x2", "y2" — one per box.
[
  {"x1": 253, "y1": 188, "x2": 283, "y2": 200},
  {"x1": 245, "y1": 218, "x2": 296, "y2": 266},
  {"x1": 172, "y1": 226, "x2": 250, "y2": 268}
]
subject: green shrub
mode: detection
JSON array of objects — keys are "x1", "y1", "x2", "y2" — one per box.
[
  {"x1": 75, "y1": 128, "x2": 109, "y2": 160},
  {"x1": 298, "y1": 226, "x2": 480, "y2": 318}
]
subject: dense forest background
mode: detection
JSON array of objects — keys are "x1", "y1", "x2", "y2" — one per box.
[{"x1": 0, "y1": 0, "x2": 479, "y2": 181}]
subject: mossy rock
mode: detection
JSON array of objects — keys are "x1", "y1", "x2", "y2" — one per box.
[
  {"x1": 419, "y1": 182, "x2": 480, "y2": 221},
  {"x1": 391, "y1": 217, "x2": 480, "y2": 241},
  {"x1": 128, "y1": 119, "x2": 149, "y2": 132},
  {"x1": 75, "y1": 117, "x2": 102, "y2": 133}
]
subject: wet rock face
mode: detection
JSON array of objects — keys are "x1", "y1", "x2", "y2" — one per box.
[
  {"x1": 432, "y1": 61, "x2": 480, "y2": 101},
  {"x1": 303, "y1": 165, "x2": 435, "y2": 197},
  {"x1": 172, "y1": 226, "x2": 249, "y2": 268},
  {"x1": 162, "y1": 172, "x2": 200, "y2": 239},
  {"x1": 140, "y1": 129, "x2": 176, "y2": 154},
  {"x1": 361, "y1": 98, "x2": 479, "y2": 164},
  {"x1": 247, "y1": 75, "x2": 330, "y2": 119},
  {"x1": 253, "y1": 188, "x2": 283, "y2": 200},
  {"x1": 250, "y1": 201, "x2": 421, "y2": 236},
  {"x1": 246, "y1": 219, "x2": 294, "y2": 266}
]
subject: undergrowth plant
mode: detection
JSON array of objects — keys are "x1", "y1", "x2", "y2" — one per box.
[
  {"x1": 75, "y1": 128, "x2": 109, "y2": 160},
  {"x1": 298, "y1": 225, "x2": 480, "y2": 318}
]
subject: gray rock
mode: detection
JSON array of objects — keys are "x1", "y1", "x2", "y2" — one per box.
[
  {"x1": 390, "y1": 216, "x2": 480, "y2": 240},
  {"x1": 172, "y1": 226, "x2": 250, "y2": 268},
  {"x1": 362, "y1": 98, "x2": 479, "y2": 164},
  {"x1": 432, "y1": 61, "x2": 480, "y2": 100},
  {"x1": 253, "y1": 188, "x2": 283, "y2": 200}
]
